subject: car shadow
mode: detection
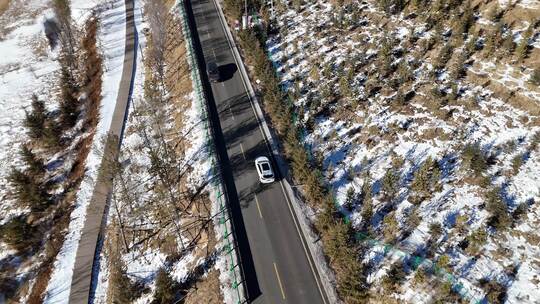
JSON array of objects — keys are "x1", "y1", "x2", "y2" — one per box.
[{"x1": 218, "y1": 63, "x2": 237, "y2": 82}]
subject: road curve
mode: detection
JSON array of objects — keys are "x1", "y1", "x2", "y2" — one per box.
[
  {"x1": 187, "y1": 0, "x2": 329, "y2": 303},
  {"x1": 68, "y1": 0, "x2": 136, "y2": 303}
]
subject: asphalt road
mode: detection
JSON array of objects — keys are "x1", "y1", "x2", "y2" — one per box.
[
  {"x1": 189, "y1": 0, "x2": 327, "y2": 303},
  {"x1": 68, "y1": 0, "x2": 136, "y2": 302}
]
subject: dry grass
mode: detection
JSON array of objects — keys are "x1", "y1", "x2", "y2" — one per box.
[
  {"x1": 183, "y1": 269, "x2": 222, "y2": 304},
  {"x1": 0, "y1": 0, "x2": 10, "y2": 16}
]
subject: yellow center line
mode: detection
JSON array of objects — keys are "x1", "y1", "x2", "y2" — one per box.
[
  {"x1": 239, "y1": 143, "x2": 246, "y2": 160},
  {"x1": 255, "y1": 194, "x2": 263, "y2": 219},
  {"x1": 273, "y1": 262, "x2": 286, "y2": 300}
]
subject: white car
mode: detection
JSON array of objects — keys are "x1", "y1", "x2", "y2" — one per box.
[{"x1": 255, "y1": 156, "x2": 275, "y2": 184}]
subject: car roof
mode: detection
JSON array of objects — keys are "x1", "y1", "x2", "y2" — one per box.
[{"x1": 255, "y1": 156, "x2": 270, "y2": 163}]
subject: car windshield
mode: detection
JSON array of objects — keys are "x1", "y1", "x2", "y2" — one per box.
[
  {"x1": 263, "y1": 173, "x2": 273, "y2": 178},
  {"x1": 261, "y1": 163, "x2": 270, "y2": 171}
]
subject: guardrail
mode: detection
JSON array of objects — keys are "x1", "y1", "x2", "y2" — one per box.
[{"x1": 176, "y1": 2, "x2": 246, "y2": 303}]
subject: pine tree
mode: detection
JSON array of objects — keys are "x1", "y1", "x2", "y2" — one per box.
[
  {"x1": 0, "y1": 216, "x2": 39, "y2": 252},
  {"x1": 379, "y1": 35, "x2": 393, "y2": 76},
  {"x1": 530, "y1": 67, "x2": 540, "y2": 86},
  {"x1": 361, "y1": 175, "x2": 373, "y2": 226},
  {"x1": 516, "y1": 24, "x2": 533, "y2": 61},
  {"x1": 339, "y1": 74, "x2": 353, "y2": 101},
  {"x1": 59, "y1": 66, "x2": 80, "y2": 128},
  {"x1": 20, "y1": 145, "x2": 46, "y2": 177},
  {"x1": 465, "y1": 228, "x2": 487, "y2": 255},
  {"x1": 462, "y1": 143, "x2": 487, "y2": 176},
  {"x1": 383, "y1": 212, "x2": 399, "y2": 243},
  {"x1": 43, "y1": 118, "x2": 63, "y2": 149},
  {"x1": 486, "y1": 187, "x2": 510, "y2": 230},
  {"x1": 153, "y1": 268, "x2": 177, "y2": 303},
  {"x1": 345, "y1": 187, "x2": 356, "y2": 211},
  {"x1": 483, "y1": 30, "x2": 497, "y2": 57},
  {"x1": 450, "y1": 50, "x2": 467, "y2": 80},
  {"x1": 8, "y1": 167, "x2": 50, "y2": 211},
  {"x1": 502, "y1": 32, "x2": 516, "y2": 56},
  {"x1": 24, "y1": 95, "x2": 47, "y2": 139},
  {"x1": 434, "y1": 43, "x2": 453, "y2": 70},
  {"x1": 382, "y1": 169, "x2": 400, "y2": 199},
  {"x1": 410, "y1": 157, "x2": 439, "y2": 203}
]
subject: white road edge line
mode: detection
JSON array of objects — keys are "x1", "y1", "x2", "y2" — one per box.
[{"x1": 209, "y1": 0, "x2": 328, "y2": 302}]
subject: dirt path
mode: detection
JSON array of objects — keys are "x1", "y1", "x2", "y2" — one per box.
[{"x1": 68, "y1": 0, "x2": 136, "y2": 303}]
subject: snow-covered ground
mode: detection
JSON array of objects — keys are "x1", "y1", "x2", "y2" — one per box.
[
  {"x1": 265, "y1": 0, "x2": 540, "y2": 302},
  {"x1": 44, "y1": 0, "x2": 127, "y2": 302},
  {"x1": 0, "y1": 1, "x2": 58, "y2": 223}
]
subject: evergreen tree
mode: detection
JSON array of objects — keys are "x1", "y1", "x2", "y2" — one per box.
[
  {"x1": 485, "y1": 187, "x2": 510, "y2": 230},
  {"x1": 465, "y1": 228, "x2": 488, "y2": 255},
  {"x1": 382, "y1": 169, "x2": 400, "y2": 199},
  {"x1": 59, "y1": 66, "x2": 80, "y2": 128},
  {"x1": 344, "y1": 187, "x2": 356, "y2": 211},
  {"x1": 410, "y1": 157, "x2": 440, "y2": 203},
  {"x1": 516, "y1": 24, "x2": 533, "y2": 61},
  {"x1": 434, "y1": 43, "x2": 453, "y2": 70},
  {"x1": 502, "y1": 32, "x2": 516, "y2": 56},
  {"x1": 383, "y1": 212, "x2": 399, "y2": 243},
  {"x1": 450, "y1": 51, "x2": 467, "y2": 80},
  {"x1": 0, "y1": 216, "x2": 39, "y2": 252},
  {"x1": 20, "y1": 145, "x2": 46, "y2": 177},
  {"x1": 483, "y1": 30, "x2": 497, "y2": 57},
  {"x1": 462, "y1": 143, "x2": 487, "y2": 176},
  {"x1": 530, "y1": 67, "x2": 540, "y2": 86},
  {"x1": 8, "y1": 168, "x2": 50, "y2": 211},
  {"x1": 24, "y1": 95, "x2": 47, "y2": 139},
  {"x1": 153, "y1": 268, "x2": 177, "y2": 304}
]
